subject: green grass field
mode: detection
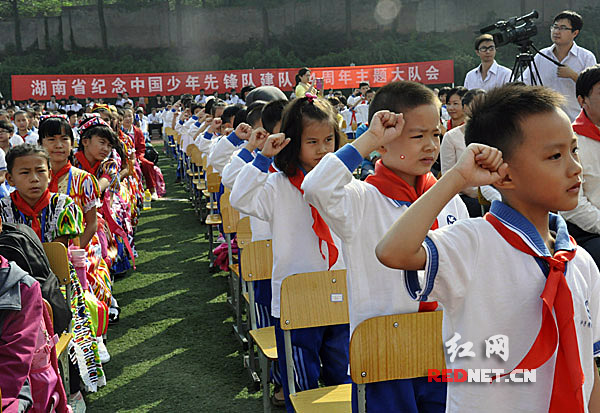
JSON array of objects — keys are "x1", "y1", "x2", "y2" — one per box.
[{"x1": 86, "y1": 146, "x2": 269, "y2": 412}]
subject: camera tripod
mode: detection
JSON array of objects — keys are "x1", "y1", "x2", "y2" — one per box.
[{"x1": 510, "y1": 40, "x2": 543, "y2": 85}]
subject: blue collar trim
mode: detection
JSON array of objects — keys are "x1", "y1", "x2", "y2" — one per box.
[{"x1": 489, "y1": 200, "x2": 575, "y2": 256}]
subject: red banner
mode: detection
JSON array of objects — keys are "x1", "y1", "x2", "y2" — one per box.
[{"x1": 11, "y1": 60, "x2": 453, "y2": 101}]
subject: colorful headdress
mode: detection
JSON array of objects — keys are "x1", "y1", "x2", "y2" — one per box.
[{"x1": 78, "y1": 113, "x2": 110, "y2": 134}]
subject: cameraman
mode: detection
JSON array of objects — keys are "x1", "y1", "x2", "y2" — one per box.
[
  {"x1": 526, "y1": 10, "x2": 596, "y2": 121},
  {"x1": 464, "y1": 34, "x2": 511, "y2": 91}
]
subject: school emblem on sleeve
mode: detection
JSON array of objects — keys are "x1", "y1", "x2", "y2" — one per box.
[{"x1": 447, "y1": 215, "x2": 457, "y2": 225}]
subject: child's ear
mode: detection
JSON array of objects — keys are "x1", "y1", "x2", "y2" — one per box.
[
  {"x1": 492, "y1": 165, "x2": 515, "y2": 190},
  {"x1": 6, "y1": 172, "x2": 14, "y2": 187}
]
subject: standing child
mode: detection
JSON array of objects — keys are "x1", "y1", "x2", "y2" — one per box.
[
  {"x1": 303, "y1": 81, "x2": 468, "y2": 412},
  {"x1": 230, "y1": 95, "x2": 350, "y2": 412},
  {"x1": 376, "y1": 84, "x2": 600, "y2": 412},
  {"x1": 0, "y1": 144, "x2": 106, "y2": 395}
]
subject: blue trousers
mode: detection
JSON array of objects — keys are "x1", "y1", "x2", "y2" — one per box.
[
  {"x1": 351, "y1": 378, "x2": 446, "y2": 413},
  {"x1": 254, "y1": 281, "x2": 281, "y2": 385},
  {"x1": 274, "y1": 319, "x2": 351, "y2": 413}
]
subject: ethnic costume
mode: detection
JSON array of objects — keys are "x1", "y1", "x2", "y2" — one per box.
[{"x1": 0, "y1": 191, "x2": 106, "y2": 391}]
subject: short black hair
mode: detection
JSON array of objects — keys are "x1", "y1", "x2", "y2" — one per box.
[
  {"x1": 275, "y1": 97, "x2": 341, "y2": 177},
  {"x1": 261, "y1": 99, "x2": 287, "y2": 133},
  {"x1": 465, "y1": 84, "x2": 565, "y2": 160},
  {"x1": 446, "y1": 86, "x2": 468, "y2": 104},
  {"x1": 359, "y1": 82, "x2": 370, "y2": 88},
  {"x1": 38, "y1": 117, "x2": 74, "y2": 145},
  {"x1": 554, "y1": 10, "x2": 583, "y2": 32},
  {"x1": 246, "y1": 101, "x2": 267, "y2": 128},
  {"x1": 461, "y1": 88, "x2": 486, "y2": 107},
  {"x1": 79, "y1": 124, "x2": 119, "y2": 153},
  {"x1": 233, "y1": 107, "x2": 248, "y2": 128},
  {"x1": 368, "y1": 81, "x2": 439, "y2": 123},
  {"x1": 474, "y1": 34, "x2": 494, "y2": 50},
  {"x1": 6, "y1": 144, "x2": 50, "y2": 173},
  {"x1": 0, "y1": 120, "x2": 12, "y2": 132},
  {"x1": 221, "y1": 105, "x2": 241, "y2": 125},
  {"x1": 576, "y1": 64, "x2": 600, "y2": 99}
]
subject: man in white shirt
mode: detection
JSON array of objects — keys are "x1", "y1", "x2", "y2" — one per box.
[
  {"x1": 229, "y1": 89, "x2": 240, "y2": 105},
  {"x1": 347, "y1": 82, "x2": 370, "y2": 108},
  {"x1": 561, "y1": 64, "x2": 600, "y2": 266},
  {"x1": 525, "y1": 10, "x2": 597, "y2": 121},
  {"x1": 463, "y1": 34, "x2": 511, "y2": 91},
  {"x1": 46, "y1": 95, "x2": 59, "y2": 112},
  {"x1": 194, "y1": 89, "x2": 207, "y2": 104},
  {"x1": 66, "y1": 97, "x2": 83, "y2": 112}
]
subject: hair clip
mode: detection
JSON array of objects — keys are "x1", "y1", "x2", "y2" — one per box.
[
  {"x1": 305, "y1": 93, "x2": 318, "y2": 103},
  {"x1": 78, "y1": 114, "x2": 110, "y2": 133},
  {"x1": 39, "y1": 114, "x2": 68, "y2": 123}
]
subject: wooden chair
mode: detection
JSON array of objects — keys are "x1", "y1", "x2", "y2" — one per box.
[
  {"x1": 236, "y1": 217, "x2": 252, "y2": 249},
  {"x1": 42, "y1": 242, "x2": 73, "y2": 397},
  {"x1": 204, "y1": 169, "x2": 222, "y2": 265},
  {"x1": 349, "y1": 311, "x2": 445, "y2": 413},
  {"x1": 279, "y1": 269, "x2": 352, "y2": 412},
  {"x1": 241, "y1": 240, "x2": 276, "y2": 413}
]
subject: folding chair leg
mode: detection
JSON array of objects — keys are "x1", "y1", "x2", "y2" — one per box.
[
  {"x1": 59, "y1": 351, "x2": 70, "y2": 398},
  {"x1": 284, "y1": 330, "x2": 296, "y2": 395},
  {"x1": 259, "y1": 352, "x2": 272, "y2": 413},
  {"x1": 358, "y1": 383, "x2": 366, "y2": 413}
]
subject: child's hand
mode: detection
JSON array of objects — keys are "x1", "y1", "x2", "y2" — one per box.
[
  {"x1": 235, "y1": 123, "x2": 252, "y2": 140},
  {"x1": 261, "y1": 133, "x2": 291, "y2": 158},
  {"x1": 246, "y1": 127, "x2": 269, "y2": 152},
  {"x1": 223, "y1": 127, "x2": 234, "y2": 136},
  {"x1": 452, "y1": 144, "x2": 508, "y2": 189},
  {"x1": 209, "y1": 117, "x2": 222, "y2": 134},
  {"x1": 353, "y1": 110, "x2": 404, "y2": 156}
]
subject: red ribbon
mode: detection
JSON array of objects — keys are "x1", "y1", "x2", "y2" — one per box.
[
  {"x1": 484, "y1": 213, "x2": 584, "y2": 412},
  {"x1": 573, "y1": 109, "x2": 600, "y2": 143},
  {"x1": 49, "y1": 162, "x2": 72, "y2": 193},
  {"x1": 10, "y1": 189, "x2": 52, "y2": 239},
  {"x1": 75, "y1": 151, "x2": 101, "y2": 177},
  {"x1": 288, "y1": 169, "x2": 339, "y2": 270}
]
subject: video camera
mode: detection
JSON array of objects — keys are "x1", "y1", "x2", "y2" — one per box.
[{"x1": 480, "y1": 10, "x2": 539, "y2": 47}]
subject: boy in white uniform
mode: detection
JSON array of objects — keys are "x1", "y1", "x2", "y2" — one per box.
[
  {"x1": 377, "y1": 84, "x2": 600, "y2": 412},
  {"x1": 303, "y1": 81, "x2": 468, "y2": 412}
]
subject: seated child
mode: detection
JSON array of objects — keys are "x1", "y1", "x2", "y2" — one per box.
[
  {"x1": 303, "y1": 81, "x2": 468, "y2": 412},
  {"x1": 376, "y1": 84, "x2": 600, "y2": 412}
]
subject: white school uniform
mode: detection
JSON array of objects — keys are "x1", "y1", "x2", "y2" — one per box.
[
  {"x1": 560, "y1": 133, "x2": 600, "y2": 234},
  {"x1": 207, "y1": 131, "x2": 245, "y2": 174},
  {"x1": 409, "y1": 201, "x2": 600, "y2": 412},
  {"x1": 194, "y1": 131, "x2": 220, "y2": 154},
  {"x1": 302, "y1": 145, "x2": 469, "y2": 334},
  {"x1": 222, "y1": 148, "x2": 271, "y2": 242},
  {"x1": 230, "y1": 153, "x2": 345, "y2": 317},
  {"x1": 20, "y1": 130, "x2": 39, "y2": 145},
  {"x1": 9, "y1": 134, "x2": 24, "y2": 147},
  {"x1": 463, "y1": 60, "x2": 511, "y2": 91}
]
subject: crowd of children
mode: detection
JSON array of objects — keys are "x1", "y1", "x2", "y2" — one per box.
[{"x1": 0, "y1": 98, "x2": 157, "y2": 412}]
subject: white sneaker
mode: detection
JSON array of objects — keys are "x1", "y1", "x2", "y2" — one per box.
[
  {"x1": 68, "y1": 391, "x2": 86, "y2": 413},
  {"x1": 97, "y1": 337, "x2": 111, "y2": 364},
  {"x1": 151, "y1": 191, "x2": 159, "y2": 201}
]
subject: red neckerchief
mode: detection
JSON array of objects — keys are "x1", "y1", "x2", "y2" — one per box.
[
  {"x1": 366, "y1": 160, "x2": 439, "y2": 312},
  {"x1": 75, "y1": 151, "x2": 101, "y2": 176},
  {"x1": 446, "y1": 118, "x2": 465, "y2": 131},
  {"x1": 288, "y1": 169, "x2": 339, "y2": 270},
  {"x1": 10, "y1": 189, "x2": 52, "y2": 239},
  {"x1": 572, "y1": 109, "x2": 600, "y2": 142},
  {"x1": 484, "y1": 213, "x2": 584, "y2": 412},
  {"x1": 49, "y1": 162, "x2": 71, "y2": 192}
]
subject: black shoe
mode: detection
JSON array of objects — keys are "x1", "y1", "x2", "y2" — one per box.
[{"x1": 174, "y1": 177, "x2": 181, "y2": 184}]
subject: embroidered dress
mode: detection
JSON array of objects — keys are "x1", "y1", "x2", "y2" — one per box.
[
  {"x1": 0, "y1": 192, "x2": 106, "y2": 391},
  {"x1": 53, "y1": 165, "x2": 113, "y2": 306}
]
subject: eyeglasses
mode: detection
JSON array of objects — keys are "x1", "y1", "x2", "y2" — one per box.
[
  {"x1": 550, "y1": 24, "x2": 574, "y2": 32},
  {"x1": 478, "y1": 46, "x2": 496, "y2": 52}
]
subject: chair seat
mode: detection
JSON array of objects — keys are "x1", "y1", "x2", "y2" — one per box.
[
  {"x1": 56, "y1": 333, "x2": 73, "y2": 357},
  {"x1": 249, "y1": 326, "x2": 277, "y2": 360},
  {"x1": 206, "y1": 201, "x2": 218, "y2": 210},
  {"x1": 230, "y1": 263, "x2": 239, "y2": 277},
  {"x1": 290, "y1": 384, "x2": 352, "y2": 413},
  {"x1": 205, "y1": 214, "x2": 222, "y2": 225},
  {"x1": 242, "y1": 292, "x2": 249, "y2": 304}
]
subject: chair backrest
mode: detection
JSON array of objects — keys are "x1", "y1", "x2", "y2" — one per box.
[
  {"x1": 280, "y1": 269, "x2": 349, "y2": 330},
  {"x1": 240, "y1": 240, "x2": 273, "y2": 282},
  {"x1": 164, "y1": 127, "x2": 174, "y2": 136},
  {"x1": 349, "y1": 311, "x2": 446, "y2": 384},
  {"x1": 185, "y1": 143, "x2": 195, "y2": 157},
  {"x1": 236, "y1": 217, "x2": 253, "y2": 248},
  {"x1": 42, "y1": 242, "x2": 70, "y2": 286},
  {"x1": 43, "y1": 298, "x2": 53, "y2": 325},
  {"x1": 207, "y1": 171, "x2": 221, "y2": 192},
  {"x1": 220, "y1": 190, "x2": 240, "y2": 235}
]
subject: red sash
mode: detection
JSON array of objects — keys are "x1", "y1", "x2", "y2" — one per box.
[
  {"x1": 366, "y1": 160, "x2": 439, "y2": 311},
  {"x1": 11, "y1": 189, "x2": 52, "y2": 239},
  {"x1": 49, "y1": 162, "x2": 71, "y2": 193},
  {"x1": 75, "y1": 151, "x2": 101, "y2": 176},
  {"x1": 288, "y1": 169, "x2": 339, "y2": 270},
  {"x1": 484, "y1": 213, "x2": 584, "y2": 412},
  {"x1": 573, "y1": 109, "x2": 600, "y2": 143}
]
